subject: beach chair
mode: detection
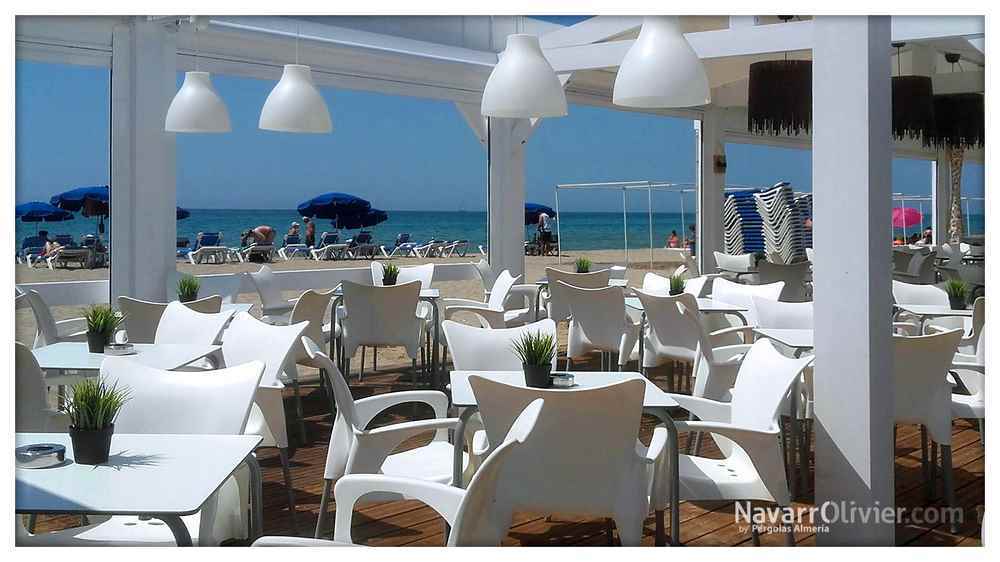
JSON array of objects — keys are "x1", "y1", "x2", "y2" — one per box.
[
  {"x1": 79, "y1": 235, "x2": 108, "y2": 268},
  {"x1": 188, "y1": 232, "x2": 230, "y2": 265},
  {"x1": 414, "y1": 239, "x2": 446, "y2": 258},
  {"x1": 18, "y1": 235, "x2": 47, "y2": 267},
  {"x1": 383, "y1": 233, "x2": 418, "y2": 258},
  {"x1": 241, "y1": 243, "x2": 276, "y2": 263},
  {"x1": 45, "y1": 247, "x2": 94, "y2": 270},
  {"x1": 310, "y1": 232, "x2": 347, "y2": 261},
  {"x1": 441, "y1": 239, "x2": 469, "y2": 257},
  {"x1": 176, "y1": 236, "x2": 192, "y2": 259},
  {"x1": 345, "y1": 231, "x2": 377, "y2": 259},
  {"x1": 278, "y1": 234, "x2": 310, "y2": 261}
]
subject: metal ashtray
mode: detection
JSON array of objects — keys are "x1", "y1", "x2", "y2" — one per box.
[
  {"x1": 16, "y1": 443, "x2": 66, "y2": 469},
  {"x1": 551, "y1": 373, "x2": 576, "y2": 388},
  {"x1": 105, "y1": 343, "x2": 136, "y2": 356}
]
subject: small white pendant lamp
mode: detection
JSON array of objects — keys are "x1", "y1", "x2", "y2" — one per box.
[
  {"x1": 481, "y1": 34, "x2": 567, "y2": 118},
  {"x1": 613, "y1": 16, "x2": 710, "y2": 108},
  {"x1": 165, "y1": 23, "x2": 231, "y2": 133},
  {"x1": 259, "y1": 24, "x2": 331, "y2": 133}
]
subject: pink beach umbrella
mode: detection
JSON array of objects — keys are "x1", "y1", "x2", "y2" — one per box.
[{"x1": 891, "y1": 207, "x2": 923, "y2": 229}]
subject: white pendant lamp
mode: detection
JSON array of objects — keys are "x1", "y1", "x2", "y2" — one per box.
[
  {"x1": 481, "y1": 34, "x2": 567, "y2": 118},
  {"x1": 259, "y1": 63, "x2": 332, "y2": 133},
  {"x1": 165, "y1": 22, "x2": 230, "y2": 133},
  {"x1": 613, "y1": 16, "x2": 710, "y2": 108}
]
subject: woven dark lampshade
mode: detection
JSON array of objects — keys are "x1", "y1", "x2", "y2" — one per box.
[
  {"x1": 747, "y1": 60, "x2": 812, "y2": 136},
  {"x1": 892, "y1": 75, "x2": 935, "y2": 144},
  {"x1": 928, "y1": 93, "x2": 984, "y2": 149}
]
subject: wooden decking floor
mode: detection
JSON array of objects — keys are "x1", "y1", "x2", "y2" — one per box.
[{"x1": 33, "y1": 356, "x2": 984, "y2": 547}]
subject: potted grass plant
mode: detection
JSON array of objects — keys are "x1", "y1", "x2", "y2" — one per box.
[
  {"x1": 177, "y1": 274, "x2": 201, "y2": 303},
  {"x1": 669, "y1": 275, "x2": 686, "y2": 296},
  {"x1": 63, "y1": 377, "x2": 130, "y2": 465},
  {"x1": 383, "y1": 263, "x2": 400, "y2": 285},
  {"x1": 84, "y1": 304, "x2": 125, "y2": 353},
  {"x1": 575, "y1": 257, "x2": 592, "y2": 273},
  {"x1": 945, "y1": 279, "x2": 969, "y2": 310},
  {"x1": 512, "y1": 331, "x2": 556, "y2": 388}
]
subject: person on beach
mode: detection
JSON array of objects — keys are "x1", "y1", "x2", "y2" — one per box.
[
  {"x1": 36, "y1": 230, "x2": 63, "y2": 258},
  {"x1": 303, "y1": 217, "x2": 316, "y2": 247},
  {"x1": 242, "y1": 225, "x2": 276, "y2": 247},
  {"x1": 287, "y1": 221, "x2": 301, "y2": 238},
  {"x1": 667, "y1": 230, "x2": 680, "y2": 248},
  {"x1": 685, "y1": 224, "x2": 697, "y2": 255},
  {"x1": 917, "y1": 226, "x2": 933, "y2": 245},
  {"x1": 893, "y1": 235, "x2": 905, "y2": 246}
]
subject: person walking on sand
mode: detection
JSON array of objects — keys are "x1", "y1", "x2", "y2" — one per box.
[
  {"x1": 242, "y1": 225, "x2": 276, "y2": 247},
  {"x1": 303, "y1": 217, "x2": 316, "y2": 247}
]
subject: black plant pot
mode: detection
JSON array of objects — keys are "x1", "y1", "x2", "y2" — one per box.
[
  {"x1": 179, "y1": 292, "x2": 197, "y2": 303},
  {"x1": 383, "y1": 278, "x2": 397, "y2": 286},
  {"x1": 948, "y1": 295, "x2": 967, "y2": 310},
  {"x1": 86, "y1": 331, "x2": 109, "y2": 353},
  {"x1": 523, "y1": 363, "x2": 552, "y2": 389},
  {"x1": 669, "y1": 288, "x2": 683, "y2": 296},
  {"x1": 70, "y1": 424, "x2": 114, "y2": 465}
]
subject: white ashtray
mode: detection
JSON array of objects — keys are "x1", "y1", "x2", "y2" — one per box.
[
  {"x1": 16, "y1": 443, "x2": 66, "y2": 469},
  {"x1": 551, "y1": 374, "x2": 576, "y2": 388},
  {"x1": 105, "y1": 343, "x2": 136, "y2": 356}
]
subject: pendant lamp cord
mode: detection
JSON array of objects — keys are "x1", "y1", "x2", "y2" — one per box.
[
  {"x1": 194, "y1": 24, "x2": 200, "y2": 72},
  {"x1": 296, "y1": 22, "x2": 300, "y2": 65}
]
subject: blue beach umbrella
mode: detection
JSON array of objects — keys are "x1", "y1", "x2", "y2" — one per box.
[
  {"x1": 297, "y1": 192, "x2": 372, "y2": 220},
  {"x1": 176, "y1": 207, "x2": 191, "y2": 220},
  {"x1": 333, "y1": 208, "x2": 389, "y2": 230},
  {"x1": 525, "y1": 202, "x2": 557, "y2": 226},
  {"x1": 16, "y1": 201, "x2": 75, "y2": 223},
  {"x1": 50, "y1": 185, "x2": 110, "y2": 216}
]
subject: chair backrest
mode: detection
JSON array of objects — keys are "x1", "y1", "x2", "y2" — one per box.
[
  {"x1": 154, "y1": 301, "x2": 236, "y2": 345},
  {"x1": 560, "y1": 282, "x2": 629, "y2": 351},
  {"x1": 756, "y1": 261, "x2": 811, "y2": 302},
  {"x1": 751, "y1": 297, "x2": 813, "y2": 329},
  {"x1": 20, "y1": 289, "x2": 59, "y2": 347},
  {"x1": 714, "y1": 251, "x2": 755, "y2": 273},
  {"x1": 371, "y1": 263, "x2": 434, "y2": 289},
  {"x1": 119, "y1": 295, "x2": 223, "y2": 344},
  {"x1": 221, "y1": 312, "x2": 308, "y2": 387},
  {"x1": 395, "y1": 233, "x2": 410, "y2": 246},
  {"x1": 634, "y1": 289, "x2": 701, "y2": 363},
  {"x1": 641, "y1": 272, "x2": 671, "y2": 296},
  {"x1": 711, "y1": 277, "x2": 784, "y2": 326},
  {"x1": 891, "y1": 280, "x2": 948, "y2": 306},
  {"x1": 249, "y1": 265, "x2": 287, "y2": 310},
  {"x1": 319, "y1": 232, "x2": 339, "y2": 246},
  {"x1": 906, "y1": 250, "x2": 938, "y2": 282},
  {"x1": 443, "y1": 319, "x2": 558, "y2": 371},
  {"x1": 340, "y1": 281, "x2": 422, "y2": 355},
  {"x1": 684, "y1": 276, "x2": 710, "y2": 298},
  {"x1": 102, "y1": 357, "x2": 265, "y2": 435},
  {"x1": 196, "y1": 232, "x2": 221, "y2": 248},
  {"x1": 486, "y1": 270, "x2": 519, "y2": 309},
  {"x1": 15, "y1": 343, "x2": 51, "y2": 431},
  {"x1": 469, "y1": 376, "x2": 647, "y2": 515},
  {"x1": 892, "y1": 329, "x2": 963, "y2": 444},
  {"x1": 355, "y1": 231, "x2": 373, "y2": 244},
  {"x1": 805, "y1": 247, "x2": 815, "y2": 263},
  {"x1": 728, "y1": 339, "x2": 815, "y2": 432},
  {"x1": 284, "y1": 233, "x2": 302, "y2": 246},
  {"x1": 544, "y1": 267, "x2": 611, "y2": 322},
  {"x1": 289, "y1": 289, "x2": 335, "y2": 361},
  {"x1": 474, "y1": 259, "x2": 498, "y2": 293},
  {"x1": 675, "y1": 299, "x2": 729, "y2": 398}
]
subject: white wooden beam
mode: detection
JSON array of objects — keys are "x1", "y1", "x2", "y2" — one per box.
[
  {"x1": 932, "y1": 70, "x2": 984, "y2": 94},
  {"x1": 891, "y1": 16, "x2": 984, "y2": 42},
  {"x1": 695, "y1": 109, "x2": 726, "y2": 274},
  {"x1": 538, "y1": 16, "x2": 641, "y2": 49},
  {"x1": 454, "y1": 101, "x2": 488, "y2": 145},
  {"x1": 546, "y1": 40, "x2": 632, "y2": 72}
]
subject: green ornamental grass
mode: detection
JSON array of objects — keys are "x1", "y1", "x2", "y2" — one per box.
[
  {"x1": 63, "y1": 377, "x2": 130, "y2": 431},
  {"x1": 669, "y1": 275, "x2": 686, "y2": 295},
  {"x1": 177, "y1": 274, "x2": 201, "y2": 302},
  {"x1": 575, "y1": 257, "x2": 592, "y2": 273},
  {"x1": 383, "y1": 263, "x2": 400, "y2": 285},
  {"x1": 512, "y1": 331, "x2": 556, "y2": 367},
  {"x1": 945, "y1": 279, "x2": 969, "y2": 301},
  {"x1": 83, "y1": 304, "x2": 125, "y2": 336}
]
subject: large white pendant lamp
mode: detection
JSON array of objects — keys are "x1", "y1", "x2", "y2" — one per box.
[
  {"x1": 259, "y1": 24, "x2": 331, "y2": 133},
  {"x1": 612, "y1": 16, "x2": 710, "y2": 108},
  {"x1": 165, "y1": 22, "x2": 231, "y2": 133},
  {"x1": 481, "y1": 34, "x2": 567, "y2": 118}
]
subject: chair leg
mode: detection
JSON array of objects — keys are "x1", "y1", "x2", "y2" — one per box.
[
  {"x1": 920, "y1": 425, "x2": 931, "y2": 502},
  {"x1": 605, "y1": 518, "x2": 616, "y2": 545},
  {"x1": 373, "y1": 347, "x2": 377, "y2": 372},
  {"x1": 27, "y1": 514, "x2": 37, "y2": 533},
  {"x1": 314, "y1": 479, "x2": 332, "y2": 538},
  {"x1": 291, "y1": 379, "x2": 307, "y2": 446},
  {"x1": 359, "y1": 347, "x2": 366, "y2": 380},
  {"x1": 930, "y1": 441, "x2": 939, "y2": 499},
  {"x1": 751, "y1": 522, "x2": 761, "y2": 546},
  {"x1": 278, "y1": 447, "x2": 298, "y2": 534},
  {"x1": 942, "y1": 444, "x2": 958, "y2": 533},
  {"x1": 319, "y1": 369, "x2": 337, "y2": 420},
  {"x1": 783, "y1": 506, "x2": 796, "y2": 546},
  {"x1": 979, "y1": 418, "x2": 985, "y2": 446},
  {"x1": 412, "y1": 358, "x2": 418, "y2": 384},
  {"x1": 654, "y1": 509, "x2": 665, "y2": 546}
]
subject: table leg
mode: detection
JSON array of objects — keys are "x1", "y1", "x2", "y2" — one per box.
[
  {"x1": 431, "y1": 298, "x2": 441, "y2": 389},
  {"x1": 788, "y1": 384, "x2": 799, "y2": 500},
  {"x1": 647, "y1": 407, "x2": 680, "y2": 546},
  {"x1": 156, "y1": 514, "x2": 193, "y2": 546},
  {"x1": 245, "y1": 453, "x2": 264, "y2": 541},
  {"x1": 534, "y1": 285, "x2": 543, "y2": 321}
]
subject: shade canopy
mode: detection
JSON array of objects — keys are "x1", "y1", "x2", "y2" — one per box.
[
  {"x1": 332, "y1": 208, "x2": 389, "y2": 230},
  {"x1": 176, "y1": 207, "x2": 191, "y2": 220},
  {"x1": 50, "y1": 185, "x2": 109, "y2": 217},
  {"x1": 612, "y1": 16, "x2": 710, "y2": 108},
  {"x1": 165, "y1": 71, "x2": 232, "y2": 133},
  {"x1": 481, "y1": 34, "x2": 568, "y2": 118},
  {"x1": 928, "y1": 93, "x2": 984, "y2": 149},
  {"x1": 259, "y1": 64, "x2": 332, "y2": 133},
  {"x1": 297, "y1": 192, "x2": 372, "y2": 219},
  {"x1": 525, "y1": 202, "x2": 557, "y2": 226},
  {"x1": 891, "y1": 207, "x2": 923, "y2": 229},
  {"x1": 747, "y1": 60, "x2": 812, "y2": 136},
  {"x1": 892, "y1": 75, "x2": 936, "y2": 144},
  {"x1": 15, "y1": 201, "x2": 75, "y2": 223}
]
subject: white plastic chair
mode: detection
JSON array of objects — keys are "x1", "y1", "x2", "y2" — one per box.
[
  {"x1": 14, "y1": 342, "x2": 67, "y2": 432},
  {"x1": 300, "y1": 338, "x2": 473, "y2": 539},
  {"x1": 710, "y1": 277, "x2": 784, "y2": 337},
  {"x1": 561, "y1": 282, "x2": 640, "y2": 370},
  {"x1": 443, "y1": 319, "x2": 559, "y2": 371},
  {"x1": 220, "y1": 312, "x2": 308, "y2": 532},
  {"x1": 669, "y1": 339, "x2": 815, "y2": 546},
  {"x1": 751, "y1": 297, "x2": 813, "y2": 330},
  {"x1": 247, "y1": 265, "x2": 295, "y2": 322},
  {"x1": 331, "y1": 398, "x2": 546, "y2": 546},
  {"x1": 153, "y1": 301, "x2": 236, "y2": 346},
  {"x1": 18, "y1": 288, "x2": 88, "y2": 348},
  {"x1": 285, "y1": 289, "x2": 337, "y2": 430},
  {"x1": 18, "y1": 358, "x2": 265, "y2": 546},
  {"x1": 892, "y1": 280, "x2": 966, "y2": 334},
  {"x1": 542, "y1": 267, "x2": 611, "y2": 323},
  {"x1": 950, "y1": 326, "x2": 985, "y2": 444},
  {"x1": 929, "y1": 296, "x2": 985, "y2": 356},
  {"x1": 892, "y1": 329, "x2": 963, "y2": 531},
  {"x1": 756, "y1": 261, "x2": 811, "y2": 302},
  {"x1": 118, "y1": 295, "x2": 223, "y2": 344},
  {"x1": 633, "y1": 290, "x2": 701, "y2": 373},
  {"x1": 441, "y1": 270, "x2": 536, "y2": 328},
  {"x1": 714, "y1": 251, "x2": 756, "y2": 278},
  {"x1": 893, "y1": 250, "x2": 938, "y2": 284},
  {"x1": 340, "y1": 280, "x2": 426, "y2": 382},
  {"x1": 468, "y1": 376, "x2": 666, "y2": 546},
  {"x1": 677, "y1": 299, "x2": 755, "y2": 403}
]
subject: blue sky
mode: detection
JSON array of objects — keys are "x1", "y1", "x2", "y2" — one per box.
[{"x1": 15, "y1": 60, "x2": 984, "y2": 214}]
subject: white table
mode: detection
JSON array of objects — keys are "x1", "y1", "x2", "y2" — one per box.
[
  {"x1": 894, "y1": 304, "x2": 974, "y2": 321},
  {"x1": 753, "y1": 328, "x2": 814, "y2": 351},
  {"x1": 15, "y1": 433, "x2": 263, "y2": 546},
  {"x1": 33, "y1": 342, "x2": 222, "y2": 375},
  {"x1": 625, "y1": 296, "x2": 749, "y2": 322},
  {"x1": 222, "y1": 302, "x2": 254, "y2": 315},
  {"x1": 449, "y1": 370, "x2": 681, "y2": 546}
]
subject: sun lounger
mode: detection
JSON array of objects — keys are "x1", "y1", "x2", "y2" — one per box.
[
  {"x1": 346, "y1": 231, "x2": 378, "y2": 259},
  {"x1": 18, "y1": 235, "x2": 46, "y2": 266},
  {"x1": 188, "y1": 232, "x2": 230, "y2": 265},
  {"x1": 278, "y1": 233, "x2": 310, "y2": 260},
  {"x1": 441, "y1": 239, "x2": 469, "y2": 257},
  {"x1": 241, "y1": 243, "x2": 276, "y2": 263},
  {"x1": 45, "y1": 247, "x2": 94, "y2": 269},
  {"x1": 383, "y1": 233, "x2": 418, "y2": 258},
  {"x1": 414, "y1": 239, "x2": 446, "y2": 258},
  {"x1": 311, "y1": 232, "x2": 349, "y2": 261},
  {"x1": 53, "y1": 234, "x2": 75, "y2": 247},
  {"x1": 79, "y1": 235, "x2": 108, "y2": 268}
]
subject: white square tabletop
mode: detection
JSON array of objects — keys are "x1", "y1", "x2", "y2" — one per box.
[
  {"x1": 32, "y1": 342, "x2": 221, "y2": 373},
  {"x1": 753, "y1": 328, "x2": 815, "y2": 350},
  {"x1": 625, "y1": 296, "x2": 748, "y2": 314},
  {"x1": 895, "y1": 304, "x2": 974, "y2": 318}
]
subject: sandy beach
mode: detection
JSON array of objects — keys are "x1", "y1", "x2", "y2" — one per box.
[{"x1": 15, "y1": 247, "x2": 687, "y2": 370}]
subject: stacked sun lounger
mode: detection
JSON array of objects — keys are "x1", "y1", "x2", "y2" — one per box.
[
  {"x1": 754, "y1": 184, "x2": 807, "y2": 264},
  {"x1": 794, "y1": 193, "x2": 813, "y2": 249},
  {"x1": 723, "y1": 189, "x2": 765, "y2": 255}
]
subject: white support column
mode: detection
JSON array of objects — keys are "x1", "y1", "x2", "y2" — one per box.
[
  {"x1": 812, "y1": 16, "x2": 895, "y2": 545},
  {"x1": 695, "y1": 108, "x2": 725, "y2": 274},
  {"x1": 110, "y1": 18, "x2": 177, "y2": 303},
  {"x1": 487, "y1": 118, "x2": 527, "y2": 278},
  {"x1": 932, "y1": 150, "x2": 952, "y2": 246}
]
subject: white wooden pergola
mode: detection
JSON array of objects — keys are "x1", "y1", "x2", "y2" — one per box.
[{"x1": 15, "y1": 14, "x2": 986, "y2": 545}]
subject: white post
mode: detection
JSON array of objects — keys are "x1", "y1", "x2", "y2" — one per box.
[
  {"x1": 110, "y1": 18, "x2": 177, "y2": 303},
  {"x1": 932, "y1": 149, "x2": 952, "y2": 247},
  {"x1": 812, "y1": 15, "x2": 895, "y2": 545},
  {"x1": 695, "y1": 108, "x2": 725, "y2": 274},
  {"x1": 487, "y1": 118, "x2": 527, "y2": 278}
]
